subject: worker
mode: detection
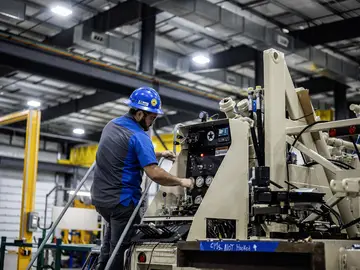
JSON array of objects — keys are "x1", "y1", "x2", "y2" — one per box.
[{"x1": 90, "y1": 87, "x2": 194, "y2": 270}]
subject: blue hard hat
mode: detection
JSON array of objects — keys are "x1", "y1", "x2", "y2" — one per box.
[{"x1": 123, "y1": 87, "x2": 164, "y2": 115}]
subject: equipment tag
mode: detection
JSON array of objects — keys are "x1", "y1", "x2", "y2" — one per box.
[
  {"x1": 215, "y1": 146, "x2": 228, "y2": 156},
  {"x1": 199, "y1": 241, "x2": 279, "y2": 252}
]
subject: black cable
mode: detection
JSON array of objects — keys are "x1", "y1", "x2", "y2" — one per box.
[
  {"x1": 322, "y1": 204, "x2": 343, "y2": 227},
  {"x1": 146, "y1": 243, "x2": 160, "y2": 270},
  {"x1": 250, "y1": 127, "x2": 261, "y2": 163},
  {"x1": 285, "y1": 181, "x2": 298, "y2": 189},
  {"x1": 341, "y1": 216, "x2": 360, "y2": 230},
  {"x1": 303, "y1": 159, "x2": 354, "y2": 170},
  {"x1": 289, "y1": 112, "x2": 317, "y2": 121},
  {"x1": 270, "y1": 180, "x2": 284, "y2": 189},
  {"x1": 256, "y1": 91, "x2": 265, "y2": 166},
  {"x1": 291, "y1": 121, "x2": 328, "y2": 148},
  {"x1": 328, "y1": 159, "x2": 355, "y2": 169},
  {"x1": 349, "y1": 136, "x2": 360, "y2": 161}
]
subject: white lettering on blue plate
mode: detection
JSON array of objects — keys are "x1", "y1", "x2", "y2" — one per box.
[{"x1": 199, "y1": 241, "x2": 279, "y2": 252}]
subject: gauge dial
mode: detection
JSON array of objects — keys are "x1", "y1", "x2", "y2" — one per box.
[
  {"x1": 205, "y1": 176, "x2": 213, "y2": 186},
  {"x1": 194, "y1": 195, "x2": 202, "y2": 204},
  {"x1": 195, "y1": 176, "x2": 204, "y2": 187}
]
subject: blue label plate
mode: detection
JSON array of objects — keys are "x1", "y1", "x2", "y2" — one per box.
[{"x1": 199, "y1": 241, "x2": 279, "y2": 252}]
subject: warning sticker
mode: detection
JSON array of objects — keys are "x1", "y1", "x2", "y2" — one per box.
[{"x1": 215, "y1": 146, "x2": 228, "y2": 156}]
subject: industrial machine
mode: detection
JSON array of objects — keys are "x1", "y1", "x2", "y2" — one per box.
[
  {"x1": 127, "y1": 49, "x2": 360, "y2": 270},
  {"x1": 22, "y1": 48, "x2": 360, "y2": 270}
]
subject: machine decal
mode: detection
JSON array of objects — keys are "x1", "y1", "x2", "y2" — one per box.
[
  {"x1": 199, "y1": 241, "x2": 279, "y2": 252},
  {"x1": 215, "y1": 146, "x2": 229, "y2": 156}
]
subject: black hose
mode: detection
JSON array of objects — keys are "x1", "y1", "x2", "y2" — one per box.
[
  {"x1": 304, "y1": 159, "x2": 354, "y2": 170},
  {"x1": 291, "y1": 121, "x2": 328, "y2": 148},
  {"x1": 322, "y1": 204, "x2": 343, "y2": 227},
  {"x1": 256, "y1": 91, "x2": 264, "y2": 166},
  {"x1": 250, "y1": 127, "x2": 261, "y2": 164},
  {"x1": 341, "y1": 216, "x2": 360, "y2": 230},
  {"x1": 270, "y1": 180, "x2": 284, "y2": 189}
]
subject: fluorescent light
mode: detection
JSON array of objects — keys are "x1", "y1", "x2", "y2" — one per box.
[
  {"x1": 27, "y1": 100, "x2": 41, "y2": 108},
  {"x1": 69, "y1": 190, "x2": 91, "y2": 197},
  {"x1": 282, "y1": 28, "x2": 289, "y2": 34},
  {"x1": 192, "y1": 54, "x2": 210, "y2": 65},
  {"x1": 73, "y1": 128, "x2": 85, "y2": 135},
  {"x1": 0, "y1": 12, "x2": 22, "y2": 20},
  {"x1": 51, "y1": 5, "x2": 72, "y2": 17}
]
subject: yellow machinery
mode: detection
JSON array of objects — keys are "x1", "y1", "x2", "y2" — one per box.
[
  {"x1": 315, "y1": 109, "x2": 334, "y2": 121},
  {"x1": 58, "y1": 134, "x2": 178, "y2": 167},
  {"x1": 61, "y1": 200, "x2": 99, "y2": 245},
  {"x1": 0, "y1": 110, "x2": 41, "y2": 270}
]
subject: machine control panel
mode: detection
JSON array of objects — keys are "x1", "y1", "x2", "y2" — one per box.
[{"x1": 185, "y1": 120, "x2": 231, "y2": 207}]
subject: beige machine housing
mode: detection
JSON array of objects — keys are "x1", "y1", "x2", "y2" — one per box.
[{"x1": 144, "y1": 118, "x2": 250, "y2": 241}]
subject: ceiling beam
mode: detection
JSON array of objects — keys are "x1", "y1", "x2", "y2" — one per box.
[
  {"x1": 0, "y1": 36, "x2": 219, "y2": 117},
  {"x1": 46, "y1": 1, "x2": 149, "y2": 48},
  {"x1": 86, "y1": 112, "x2": 200, "y2": 142},
  {"x1": 0, "y1": 65, "x2": 15, "y2": 77},
  {"x1": 190, "y1": 45, "x2": 257, "y2": 72},
  {"x1": 296, "y1": 77, "x2": 347, "y2": 95},
  {"x1": 41, "y1": 91, "x2": 123, "y2": 122},
  {"x1": 154, "y1": 113, "x2": 197, "y2": 129},
  {"x1": 291, "y1": 16, "x2": 360, "y2": 46}
]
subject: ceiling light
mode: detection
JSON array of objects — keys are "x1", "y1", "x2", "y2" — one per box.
[
  {"x1": 282, "y1": 28, "x2": 289, "y2": 34},
  {"x1": 27, "y1": 100, "x2": 41, "y2": 108},
  {"x1": 192, "y1": 54, "x2": 210, "y2": 65},
  {"x1": 51, "y1": 5, "x2": 73, "y2": 17},
  {"x1": 69, "y1": 190, "x2": 91, "y2": 197},
  {"x1": 73, "y1": 128, "x2": 85, "y2": 135},
  {"x1": 299, "y1": 26, "x2": 305, "y2": 30}
]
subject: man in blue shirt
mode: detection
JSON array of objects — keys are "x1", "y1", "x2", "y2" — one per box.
[{"x1": 91, "y1": 87, "x2": 193, "y2": 270}]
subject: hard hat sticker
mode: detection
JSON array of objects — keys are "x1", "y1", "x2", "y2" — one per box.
[
  {"x1": 138, "y1": 100, "x2": 149, "y2": 107},
  {"x1": 151, "y1": 98, "x2": 158, "y2": 106}
]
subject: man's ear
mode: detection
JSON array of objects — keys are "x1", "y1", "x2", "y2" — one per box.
[{"x1": 134, "y1": 110, "x2": 144, "y2": 120}]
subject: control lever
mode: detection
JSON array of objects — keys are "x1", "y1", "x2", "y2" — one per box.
[{"x1": 161, "y1": 192, "x2": 169, "y2": 215}]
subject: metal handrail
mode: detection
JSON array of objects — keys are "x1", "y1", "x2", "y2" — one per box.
[{"x1": 26, "y1": 162, "x2": 96, "y2": 270}]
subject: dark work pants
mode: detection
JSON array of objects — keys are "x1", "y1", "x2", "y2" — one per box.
[{"x1": 95, "y1": 203, "x2": 140, "y2": 270}]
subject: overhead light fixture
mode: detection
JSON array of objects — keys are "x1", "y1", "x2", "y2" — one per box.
[
  {"x1": 192, "y1": 54, "x2": 210, "y2": 65},
  {"x1": 27, "y1": 100, "x2": 41, "y2": 108},
  {"x1": 73, "y1": 128, "x2": 85, "y2": 135},
  {"x1": 51, "y1": 5, "x2": 73, "y2": 17},
  {"x1": 282, "y1": 28, "x2": 289, "y2": 34},
  {"x1": 299, "y1": 25, "x2": 305, "y2": 30},
  {"x1": 68, "y1": 190, "x2": 91, "y2": 197}
]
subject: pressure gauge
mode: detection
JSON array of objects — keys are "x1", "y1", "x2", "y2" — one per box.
[
  {"x1": 195, "y1": 176, "x2": 204, "y2": 188},
  {"x1": 205, "y1": 176, "x2": 213, "y2": 186},
  {"x1": 194, "y1": 195, "x2": 202, "y2": 205}
]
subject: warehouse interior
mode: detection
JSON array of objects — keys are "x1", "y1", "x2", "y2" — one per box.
[{"x1": 1, "y1": 0, "x2": 360, "y2": 269}]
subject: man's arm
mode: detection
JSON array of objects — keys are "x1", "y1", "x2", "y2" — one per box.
[{"x1": 144, "y1": 164, "x2": 193, "y2": 188}]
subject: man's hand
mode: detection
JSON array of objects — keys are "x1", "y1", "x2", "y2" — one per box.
[
  {"x1": 180, "y1": 178, "x2": 194, "y2": 189},
  {"x1": 159, "y1": 150, "x2": 176, "y2": 161}
]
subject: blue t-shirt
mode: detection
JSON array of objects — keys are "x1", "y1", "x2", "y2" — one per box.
[{"x1": 91, "y1": 114, "x2": 158, "y2": 207}]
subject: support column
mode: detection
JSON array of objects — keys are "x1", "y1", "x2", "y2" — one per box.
[
  {"x1": 334, "y1": 86, "x2": 348, "y2": 120},
  {"x1": 138, "y1": 4, "x2": 156, "y2": 75},
  {"x1": 255, "y1": 50, "x2": 264, "y2": 87}
]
